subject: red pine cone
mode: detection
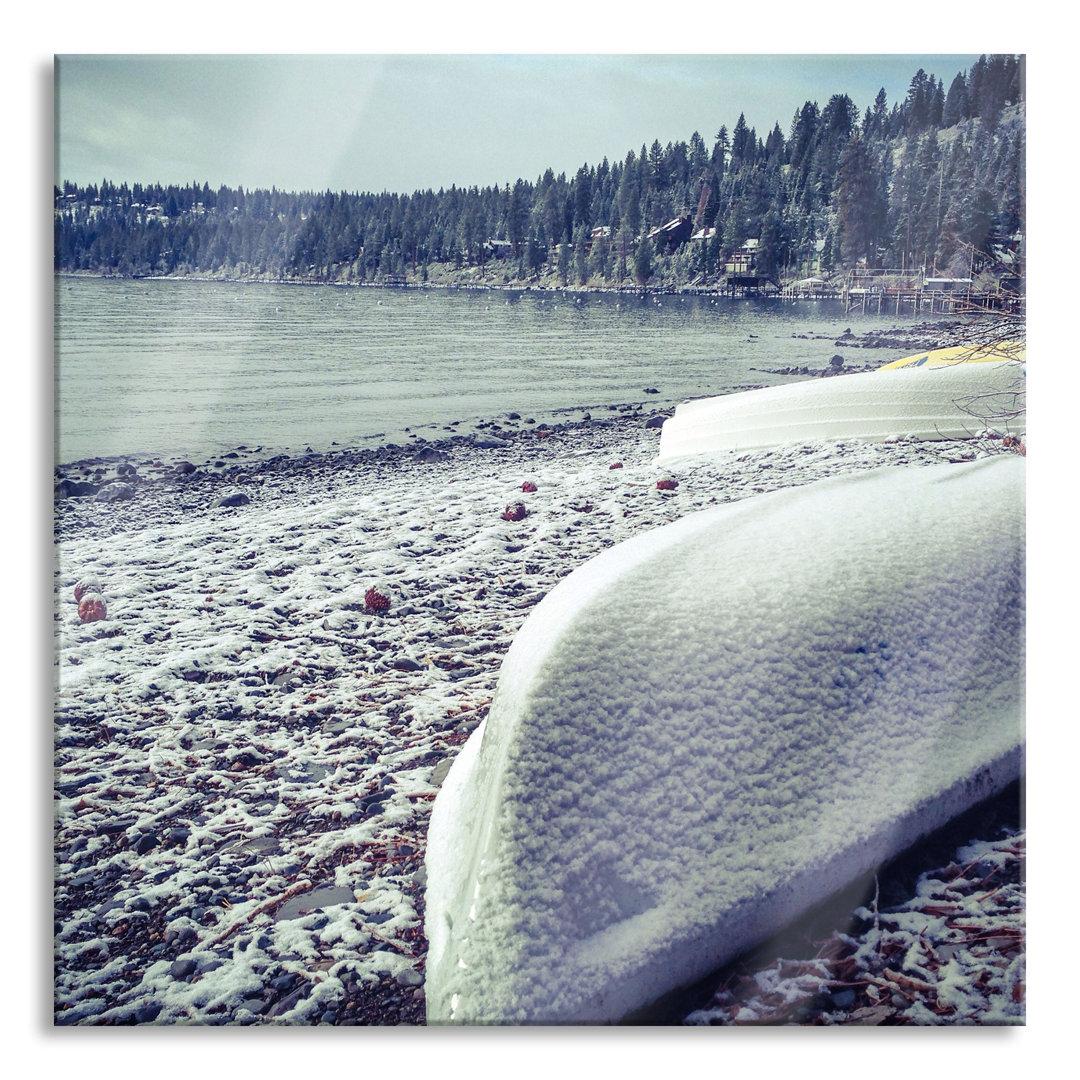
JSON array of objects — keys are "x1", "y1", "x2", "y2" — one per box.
[
  {"x1": 364, "y1": 586, "x2": 392, "y2": 612},
  {"x1": 78, "y1": 594, "x2": 107, "y2": 622}
]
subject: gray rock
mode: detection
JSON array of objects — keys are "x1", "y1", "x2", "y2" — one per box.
[
  {"x1": 266, "y1": 985, "x2": 310, "y2": 1017},
  {"x1": 415, "y1": 446, "x2": 450, "y2": 464},
  {"x1": 170, "y1": 957, "x2": 198, "y2": 980},
  {"x1": 644, "y1": 414, "x2": 668, "y2": 429},
  {"x1": 95, "y1": 481, "x2": 135, "y2": 502},
  {"x1": 217, "y1": 491, "x2": 250, "y2": 507},
  {"x1": 396, "y1": 968, "x2": 424, "y2": 987},
  {"x1": 430, "y1": 758, "x2": 454, "y2": 787},
  {"x1": 56, "y1": 478, "x2": 99, "y2": 499},
  {"x1": 274, "y1": 884, "x2": 356, "y2": 921}
]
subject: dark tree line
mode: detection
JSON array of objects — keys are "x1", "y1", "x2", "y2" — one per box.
[{"x1": 54, "y1": 55, "x2": 1024, "y2": 290}]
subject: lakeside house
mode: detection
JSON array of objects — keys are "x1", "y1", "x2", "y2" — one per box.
[{"x1": 648, "y1": 216, "x2": 694, "y2": 254}]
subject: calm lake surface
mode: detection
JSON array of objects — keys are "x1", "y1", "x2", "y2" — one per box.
[{"x1": 54, "y1": 276, "x2": 918, "y2": 467}]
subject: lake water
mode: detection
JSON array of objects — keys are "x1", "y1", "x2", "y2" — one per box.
[{"x1": 54, "y1": 276, "x2": 916, "y2": 467}]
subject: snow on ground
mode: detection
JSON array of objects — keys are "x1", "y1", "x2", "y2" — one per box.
[
  {"x1": 424, "y1": 454, "x2": 1024, "y2": 1024},
  {"x1": 54, "y1": 406, "x2": 1023, "y2": 1025},
  {"x1": 684, "y1": 827, "x2": 1025, "y2": 1026}
]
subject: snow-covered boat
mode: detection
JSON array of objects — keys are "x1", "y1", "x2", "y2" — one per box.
[
  {"x1": 424, "y1": 455, "x2": 1025, "y2": 1024},
  {"x1": 655, "y1": 357, "x2": 1025, "y2": 463}
]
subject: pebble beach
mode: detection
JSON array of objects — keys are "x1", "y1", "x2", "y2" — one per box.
[{"x1": 53, "y1": 393, "x2": 1025, "y2": 1026}]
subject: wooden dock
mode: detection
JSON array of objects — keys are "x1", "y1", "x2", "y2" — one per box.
[
  {"x1": 776, "y1": 269, "x2": 1023, "y2": 315},
  {"x1": 840, "y1": 286, "x2": 1022, "y2": 316}
]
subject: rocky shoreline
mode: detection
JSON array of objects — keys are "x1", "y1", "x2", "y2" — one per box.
[{"x1": 53, "y1": 358, "x2": 1024, "y2": 1026}]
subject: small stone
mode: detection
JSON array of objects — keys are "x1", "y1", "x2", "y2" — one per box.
[
  {"x1": 644, "y1": 414, "x2": 667, "y2": 429},
  {"x1": 170, "y1": 958, "x2": 197, "y2": 980},
  {"x1": 266, "y1": 986, "x2": 309, "y2": 1017},
  {"x1": 430, "y1": 758, "x2": 454, "y2": 787},
  {"x1": 503, "y1": 502, "x2": 527, "y2": 522},
  {"x1": 217, "y1": 491, "x2": 250, "y2": 507},
  {"x1": 134, "y1": 833, "x2": 159, "y2": 855},
  {"x1": 656, "y1": 478, "x2": 679, "y2": 491},
  {"x1": 396, "y1": 968, "x2": 423, "y2": 987}
]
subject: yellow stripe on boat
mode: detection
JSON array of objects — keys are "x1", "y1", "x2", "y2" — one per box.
[{"x1": 879, "y1": 342, "x2": 1025, "y2": 369}]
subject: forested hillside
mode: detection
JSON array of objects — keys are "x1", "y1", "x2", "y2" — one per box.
[{"x1": 54, "y1": 54, "x2": 1024, "y2": 295}]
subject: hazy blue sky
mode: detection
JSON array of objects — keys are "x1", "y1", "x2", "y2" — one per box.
[{"x1": 55, "y1": 54, "x2": 985, "y2": 195}]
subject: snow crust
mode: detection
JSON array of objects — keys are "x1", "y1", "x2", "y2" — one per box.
[
  {"x1": 657, "y1": 361, "x2": 1026, "y2": 462},
  {"x1": 425, "y1": 455, "x2": 1025, "y2": 1024}
]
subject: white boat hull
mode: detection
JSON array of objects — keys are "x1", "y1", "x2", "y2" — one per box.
[{"x1": 424, "y1": 456, "x2": 1025, "y2": 1024}]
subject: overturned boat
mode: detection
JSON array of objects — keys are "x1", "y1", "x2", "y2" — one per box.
[
  {"x1": 655, "y1": 354, "x2": 1024, "y2": 463},
  {"x1": 424, "y1": 456, "x2": 1024, "y2": 1024}
]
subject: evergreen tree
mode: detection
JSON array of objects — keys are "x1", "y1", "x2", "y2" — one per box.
[
  {"x1": 942, "y1": 72, "x2": 969, "y2": 127},
  {"x1": 836, "y1": 135, "x2": 886, "y2": 266}
]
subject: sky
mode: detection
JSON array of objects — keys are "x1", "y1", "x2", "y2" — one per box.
[{"x1": 54, "y1": 53, "x2": 987, "y2": 196}]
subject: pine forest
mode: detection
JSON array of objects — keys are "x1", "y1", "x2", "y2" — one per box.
[{"x1": 54, "y1": 55, "x2": 1024, "y2": 303}]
